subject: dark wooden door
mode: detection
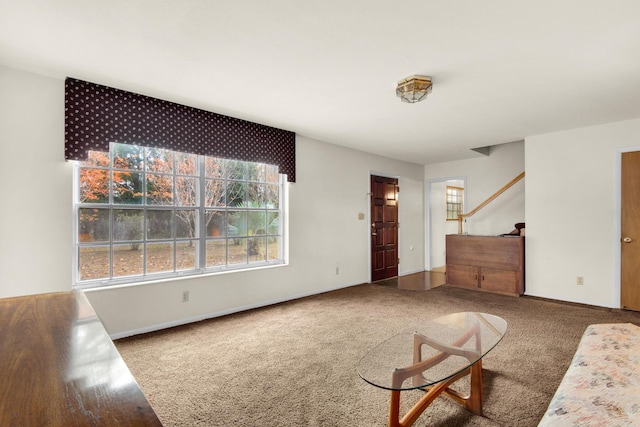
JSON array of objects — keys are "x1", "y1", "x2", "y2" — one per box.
[
  {"x1": 621, "y1": 151, "x2": 640, "y2": 311},
  {"x1": 371, "y1": 175, "x2": 399, "y2": 281}
]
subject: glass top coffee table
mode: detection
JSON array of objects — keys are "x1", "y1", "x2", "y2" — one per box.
[{"x1": 357, "y1": 312, "x2": 507, "y2": 427}]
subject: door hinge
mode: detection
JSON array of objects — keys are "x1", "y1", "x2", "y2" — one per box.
[
  {"x1": 397, "y1": 186, "x2": 400, "y2": 193},
  {"x1": 398, "y1": 258, "x2": 400, "y2": 265}
]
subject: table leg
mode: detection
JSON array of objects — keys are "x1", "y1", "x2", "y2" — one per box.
[
  {"x1": 466, "y1": 359, "x2": 483, "y2": 415},
  {"x1": 387, "y1": 360, "x2": 484, "y2": 427},
  {"x1": 388, "y1": 390, "x2": 401, "y2": 427}
]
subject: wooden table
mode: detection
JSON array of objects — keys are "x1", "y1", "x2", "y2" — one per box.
[
  {"x1": 0, "y1": 291, "x2": 162, "y2": 426},
  {"x1": 357, "y1": 312, "x2": 507, "y2": 427}
]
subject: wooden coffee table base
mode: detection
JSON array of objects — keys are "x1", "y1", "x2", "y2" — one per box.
[
  {"x1": 388, "y1": 360, "x2": 483, "y2": 427},
  {"x1": 357, "y1": 314, "x2": 506, "y2": 427}
]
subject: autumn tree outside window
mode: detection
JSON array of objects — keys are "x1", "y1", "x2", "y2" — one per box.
[{"x1": 74, "y1": 143, "x2": 284, "y2": 288}]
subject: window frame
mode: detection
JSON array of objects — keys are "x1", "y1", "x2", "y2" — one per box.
[
  {"x1": 446, "y1": 185, "x2": 464, "y2": 221},
  {"x1": 72, "y1": 144, "x2": 286, "y2": 289}
]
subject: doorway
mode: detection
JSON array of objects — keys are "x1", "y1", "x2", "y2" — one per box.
[
  {"x1": 621, "y1": 151, "x2": 640, "y2": 311},
  {"x1": 370, "y1": 175, "x2": 399, "y2": 282},
  {"x1": 426, "y1": 177, "x2": 465, "y2": 271}
]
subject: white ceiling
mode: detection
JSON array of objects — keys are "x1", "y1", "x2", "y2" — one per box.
[{"x1": 2, "y1": 1, "x2": 640, "y2": 165}]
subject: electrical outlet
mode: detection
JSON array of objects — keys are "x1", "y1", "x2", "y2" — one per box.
[
  {"x1": 336, "y1": 267, "x2": 340, "y2": 275},
  {"x1": 182, "y1": 290, "x2": 189, "y2": 302},
  {"x1": 576, "y1": 276, "x2": 584, "y2": 286}
]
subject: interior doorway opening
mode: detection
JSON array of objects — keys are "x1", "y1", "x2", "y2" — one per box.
[{"x1": 426, "y1": 177, "x2": 466, "y2": 272}]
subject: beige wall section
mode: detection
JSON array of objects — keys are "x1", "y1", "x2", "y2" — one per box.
[
  {"x1": 89, "y1": 138, "x2": 425, "y2": 337},
  {"x1": 525, "y1": 118, "x2": 640, "y2": 308},
  {"x1": 0, "y1": 65, "x2": 425, "y2": 337},
  {"x1": 88, "y1": 138, "x2": 425, "y2": 336},
  {"x1": 424, "y1": 141, "x2": 525, "y2": 269},
  {"x1": 424, "y1": 141, "x2": 525, "y2": 236},
  {"x1": 0, "y1": 66, "x2": 73, "y2": 297},
  {"x1": 428, "y1": 179, "x2": 463, "y2": 269}
]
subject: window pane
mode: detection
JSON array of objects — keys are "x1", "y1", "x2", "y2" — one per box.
[
  {"x1": 79, "y1": 168, "x2": 110, "y2": 203},
  {"x1": 247, "y1": 183, "x2": 265, "y2": 207},
  {"x1": 146, "y1": 173, "x2": 173, "y2": 205},
  {"x1": 175, "y1": 152, "x2": 197, "y2": 176},
  {"x1": 228, "y1": 211, "x2": 247, "y2": 237},
  {"x1": 79, "y1": 208, "x2": 110, "y2": 242},
  {"x1": 175, "y1": 177, "x2": 197, "y2": 206},
  {"x1": 113, "y1": 243, "x2": 144, "y2": 277},
  {"x1": 227, "y1": 181, "x2": 246, "y2": 206},
  {"x1": 265, "y1": 184, "x2": 279, "y2": 208},
  {"x1": 176, "y1": 210, "x2": 197, "y2": 239},
  {"x1": 206, "y1": 210, "x2": 226, "y2": 237},
  {"x1": 147, "y1": 242, "x2": 174, "y2": 274},
  {"x1": 113, "y1": 171, "x2": 143, "y2": 204},
  {"x1": 228, "y1": 238, "x2": 247, "y2": 265},
  {"x1": 267, "y1": 211, "x2": 280, "y2": 235},
  {"x1": 147, "y1": 210, "x2": 173, "y2": 240},
  {"x1": 78, "y1": 246, "x2": 110, "y2": 281},
  {"x1": 267, "y1": 236, "x2": 280, "y2": 261},
  {"x1": 113, "y1": 144, "x2": 144, "y2": 170},
  {"x1": 177, "y1": 240, "x2": 197, "y2": 270},
  {"x1": 247, "y1": 162, "x2": 265, "y2": 182},
  {"x1": 145, "y1": 147, "x2": 173, "y2": 173},
  {"x1": 266, "y1": 165, "x2": 279, "y2": 183},
  {"x1": 227, "y1": 160, "x2": 246, "y2": 180},
  {"x1": 83, "y1": 151, "x2": 110, "y2": 168},
  {"x1": 248, "y1": 211, "x2": 266, "y2": 235},
  {"x1": 113, "y1": 209, "x2": 144, "y2": 242},
  {"x1": 206, "y1": 239, "x2": 226, "y2": 267},
  {"x1": 248, "y1": 237, "x2": 266, "y2": 262},
  {"x1": 205, "y1": 179, "x2": 225, "y2": 207},
  {"x1": 205, "y1": 157, "x2": 225, "y2": 178}
]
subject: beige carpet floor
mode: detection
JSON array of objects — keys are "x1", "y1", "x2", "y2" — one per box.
[{"x1": 116, "y1": 283, "x2": 640, "y2": 426}]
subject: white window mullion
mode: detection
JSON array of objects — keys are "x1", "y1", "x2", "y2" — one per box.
[{"x1": 198, "y1": 155, "x2": 207, "y2": 272}]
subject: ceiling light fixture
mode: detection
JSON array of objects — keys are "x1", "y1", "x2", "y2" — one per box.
[{"x1": 396, "y1": 75, "x2": 432, "y2": 103}]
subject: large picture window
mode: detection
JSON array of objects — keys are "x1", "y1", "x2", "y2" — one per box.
[{"x1": 74, "y1": 143, "x2": 284, "y2": 288}]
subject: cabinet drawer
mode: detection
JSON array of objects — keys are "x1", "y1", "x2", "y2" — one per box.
[
  {"x1": 447, "y1": 264, "x2": 479, "y2": 289},
  {"x1": 480, "y1": 268, "x2": 518, "y2": 294}
]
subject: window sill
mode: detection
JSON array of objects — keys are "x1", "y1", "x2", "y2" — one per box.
[{"x1": 77, "y1": 261, "x2": 288, "y2": 291}]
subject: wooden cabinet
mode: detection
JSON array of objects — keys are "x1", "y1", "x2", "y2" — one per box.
[
  {"x1": 446, "y1": 234, "x2": 525, "y2": 296},
  {"x1": 447, "y1": 264, "x2": 479, "y2": 289}
]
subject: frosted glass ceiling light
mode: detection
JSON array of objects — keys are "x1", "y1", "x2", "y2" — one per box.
[{"x1": 396, "y1": 75, "x2": 432, "y2": 103}]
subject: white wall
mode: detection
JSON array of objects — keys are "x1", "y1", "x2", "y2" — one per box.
[
  {"x1": 424, "y1": 141, "x2": 525, "y2": 267},
  {"x1": 0, "y1": 65, "x2": 73, "y2": 296},
  {"x1": 525, "y1": 118, "x2": 640, "y2": 308},
  {"x1": 428, "y1": 179, "x2": 463, "y2": 269},
  {"x1": 0, "y1": 65, "x2": 425, "y2": 337}
]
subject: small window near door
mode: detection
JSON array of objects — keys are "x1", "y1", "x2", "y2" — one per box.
[{"x1": 446, "y1": 186, "x2": 464, "y2": 221}]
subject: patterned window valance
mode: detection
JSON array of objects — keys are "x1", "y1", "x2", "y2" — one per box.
[{"x1": 65, "y1": 78, "x2": 296, "y2": 182}]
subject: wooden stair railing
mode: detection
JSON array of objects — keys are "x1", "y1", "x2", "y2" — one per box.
[{"x1": 457, "y1": 171, "x2": 525, "y2": 234}]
